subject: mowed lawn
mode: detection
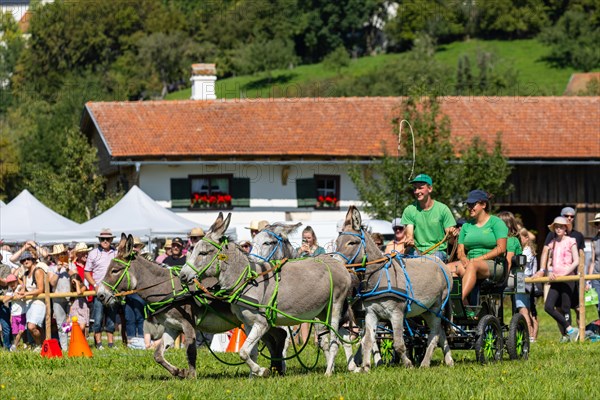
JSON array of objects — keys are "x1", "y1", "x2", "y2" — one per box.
[
  {"x1": 2, "y1": 303, "x2": 598, "y2": 399},
  {"x1": 167, "y1": 39, "x2": 581, "y2": 101}
]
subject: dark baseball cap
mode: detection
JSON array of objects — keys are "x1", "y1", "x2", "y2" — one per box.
[
  {"x1": 171, "y1": 237, "x2": 184, "y2": 247},
  {"x1": 466, "y1": 190, "x2": 489, "y2": 203}
]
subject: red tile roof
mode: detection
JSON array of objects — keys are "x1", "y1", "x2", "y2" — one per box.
[{"x1": 84, "y1": 97, "x2": 600, "y2": 160}]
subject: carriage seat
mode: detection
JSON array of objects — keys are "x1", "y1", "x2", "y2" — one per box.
[{"x1": 479, "y1": 254, "x2": 526, "y2": 295}]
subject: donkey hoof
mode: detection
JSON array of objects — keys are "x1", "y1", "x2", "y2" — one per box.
[
  {"x1": 445, "y1": 356, "x2": 454, "y2": 367},
  {"x1": 258, "y1": 367, "x2": 270, "y2": 378}
]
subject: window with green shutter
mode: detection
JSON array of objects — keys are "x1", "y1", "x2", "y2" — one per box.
[
  {"x1": 296, "y1": 178, "x2": 316, "y2": 207},
  {"x1": 230, "y1": 178, "x2": 250, "y2": 207},
  {"x1": 170, "y1": 178, "x2": 191, "y2": 208}
]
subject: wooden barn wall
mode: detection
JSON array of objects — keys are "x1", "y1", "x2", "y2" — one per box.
[{"x1": 499, "y1": 164, "x2": 600, "y2": 206}]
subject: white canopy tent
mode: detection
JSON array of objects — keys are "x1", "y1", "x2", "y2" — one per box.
[
  {"x1": 0, "y1": 199, "x2": 6, "y2": 208},
  {"x1": 0, "y1": 190, "x2": 81, "y2": 243},
  {"x1": 48, "y1": 185, "x2": 213, "y2": 244}
]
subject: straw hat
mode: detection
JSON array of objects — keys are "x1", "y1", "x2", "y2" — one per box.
[
  {"x1": 132, "y1": 237, "x2": 145, "y2": 249},
  {"x1": 588, "y1": 213, "x2": 600, "y2": 226},
  {"x1": 73, "y1": 242, "x2": 92, "y2": 253},
  {"x1": 548, "y1": 216, "x2": 571, "y2": 231},
  {"x1": 97, "y1": 228, "x2": 115, "y2": 238},
  {"x1": 48, "y1": 244, "x2": 68, "y2": 255},
  {"x1": 245, "y1": 220, "x2": 269, "y2": 231},
  {"x1": 163, "y1": 239, "x2": 173, "y2": 249},
  {"x1": 189, "y1": 227, "x2": 205, "y2": 237}
]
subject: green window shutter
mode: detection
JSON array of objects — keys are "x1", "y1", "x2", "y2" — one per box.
[
  {"x1": 170, "y1": 178, "x2": 190, "y2": 208},
  {"x1": 296, "y1": 178, "x2": 316, "y2": 207},
  {"x1": 231, "y1": 178, "x2": 250, "y2": 207}
]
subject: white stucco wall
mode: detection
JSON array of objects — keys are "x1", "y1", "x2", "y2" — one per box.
[{"x1": 137, "y1": 162, "x2": 369, "y2": 244}]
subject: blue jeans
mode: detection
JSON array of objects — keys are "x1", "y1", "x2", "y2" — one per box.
[
  {"x1": 0, "y1": 303, "x2": 11, "y2": 349},
  {"x1": 124, "y1": 294, "x2": 145, "y2": 338},
  {"x1": 91, "y1": 297, "x2": 116, "y2": 334}
]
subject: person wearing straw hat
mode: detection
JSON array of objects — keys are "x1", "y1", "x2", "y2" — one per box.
[
  {"x1": 84, "y1": 229, "x2": 117, "y2": 350},
  {"x1": 47, "y1": 243, "x2": 74, "y2": 350},
  {"x1": 155, "y1": 239, "x2": 172, "y2": 264},
  {"x1": 187, "y1": 227, "x2": 205, "y2": 251},
  {"x1": 401, "y1": 174, "x2": 457, "y2": 262},
  {"x1": 69, "y1": 242, "x2": 92, "y2": 334},
  {"x1": 17, "y1": 251, "x2": 47, "y2": 350},
  {"x1": 535, "y1": 216, "x2": 580, "y2": 342},
  {"x1": 587, "y1": 213, "x2": 600, "y2": 319},
  {"x1": 245, "y1": 220, "x2": 269, "y2": 239}
]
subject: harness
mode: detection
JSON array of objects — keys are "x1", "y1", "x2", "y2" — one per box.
[
  {"x1": 189, "y1": 237, "x2": 340, "y2": 333},
  {"x1": 249, "y1": 229, "x2": 286, "y2": 262},
  {"x1": 336, "y1": 229, "x2": 452, "y2": 317}
]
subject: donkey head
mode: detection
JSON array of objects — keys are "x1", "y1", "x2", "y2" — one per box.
[{"x1": 250, "y1": 222, "x2": 301, "y2": 261}]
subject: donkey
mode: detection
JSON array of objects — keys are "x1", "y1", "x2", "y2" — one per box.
[
  {"x1": 179, "y1": 213, "x2": 352, "y2": 377},
  {"x1": 335, "y1": 206, "x2": 454, "y2": 371},
  {"x1": 96, "y1": 234, "x2": 287, "y2": 379}
]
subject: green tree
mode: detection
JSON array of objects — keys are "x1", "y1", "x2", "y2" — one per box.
[
  {"x1": 539, "y1": 10, "x2": 600, "y2": 71},
  {"x1": 455, "y1": 50, "x2": 519, "y2": 95},
  {"x1": 323, "y1": 45, "x2": 351, "y2": 74},
  {"x1": 475, "y1": 0, "x2": 549, "y2": 39},
  {"x1": 348, "y1": 96, "x2": 512, "y2": 220},
  {"x1": 0, "y1": 12, "x2": 25, "y2": 112}
]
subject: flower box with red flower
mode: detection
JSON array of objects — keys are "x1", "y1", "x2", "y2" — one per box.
[{"x1": 316, "y1": 195, "x2": 338, "y2": 209}]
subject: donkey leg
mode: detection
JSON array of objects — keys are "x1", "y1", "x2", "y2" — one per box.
[
  {"x1": 390, "y1": 312, "x2": 412, "y2": 368},
  {"x1": 360, "y1": 311, "x2": 378, "y2": 372},
  {"x1": 419, "y1": 314, "x2": 440, "y2": 368},
  {"x1": 181, "y1": 322, "x2": 197, "y2": 378},
  {"x1": 238, "y1": 322, "x2": 271, "y2": 377},
  {"x1": 263, "y1": 327, "x2": 287, "y2": 376},
  {"x1": 153, "y1": 330, "x2": 184, "y2": 378},
  {"x1": 430, "y1": 311, "x2": 454, "y2": 367},
  {"x1": 338, "y1": 325, "x2": 358, "y2": 371},
  {"x1": 325, "y1": 318, "x2": 342, "y2": 376}
]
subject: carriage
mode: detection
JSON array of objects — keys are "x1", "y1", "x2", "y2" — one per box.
[{"x1": 374, "y1": 253, "x2": 531, "y2": 365}]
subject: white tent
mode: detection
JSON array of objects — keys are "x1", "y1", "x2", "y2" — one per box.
[
  {"x1": 0, "y1": 199, "x2": 6, "y2": 207},
  {"x1": 75, "y1": 185, "x2": 206, "y2": 241},
  {"x1": 0, "y1": 190, "x2": 81, "y2": 243}
]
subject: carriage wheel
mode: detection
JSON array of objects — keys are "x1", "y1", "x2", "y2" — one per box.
[
  {"x1": 379, "y1": 338, "x2": 397, "y2": 365},
  {"x1": 507, "y1": 314, "x2": 530, "y2": 360},
  {"x1": 474, "y1": 315, "x2": 503, "y2": 363}
]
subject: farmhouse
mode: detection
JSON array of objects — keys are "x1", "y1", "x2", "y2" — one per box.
[{"x1": 80, "y1": 67, "x2": 599, "y2": 243}]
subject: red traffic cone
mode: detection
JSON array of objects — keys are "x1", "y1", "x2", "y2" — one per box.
[
  {"x1": 68, "y1": 316, "x2": 93, "y2": 358},
  {"x1": 225, "y1": 327, "x2": 247, "y2": 352},
  {"x1": 41, "y1": 338, "x2": 62, "y2": 358}
]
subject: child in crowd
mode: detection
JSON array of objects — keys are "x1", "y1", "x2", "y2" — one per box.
[
  {"x1": 519, "y1": 228, "x2": 539, "y2": 342},
  {"x1": 1, "y1": 274, "x2": 26, "y2": 351},
  {"x1": 69, "y1": 274, "x2": 89, "y2": 332}
]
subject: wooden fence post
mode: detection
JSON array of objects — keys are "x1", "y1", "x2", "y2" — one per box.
[
  {"x1": 578, "y1": 250, "x2": 585, "y2": 343},
  {"x1": 44, "y1": 273, "x2": 51, "y2": 341}
]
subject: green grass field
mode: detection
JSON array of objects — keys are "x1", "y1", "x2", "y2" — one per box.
[
  {"x1": 166, "y1": 39, "x2": 580, "y2": 101},
  {"x1": 3, "y1": 304, "x2": 599, "y2": 399}
]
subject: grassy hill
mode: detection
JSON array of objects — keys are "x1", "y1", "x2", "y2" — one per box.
[{"x1": 166, "y1": 39, "x2": 581, "y2": 101}]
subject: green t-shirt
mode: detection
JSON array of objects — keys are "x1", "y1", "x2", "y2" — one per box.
[
  {"x1": 402, "y1": 200, "x2": 456, "y2": 252},
  {"x1": 507, "y1": 236, "x2": 522, "y2": 256},
  {"x1": 458, "y1": 215, "x2": 508, "y2": 259}
]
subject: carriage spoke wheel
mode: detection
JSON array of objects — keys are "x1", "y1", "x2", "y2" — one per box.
[
  {"x1": 475, "y1": 315, "x2": 503, "y2": 363},
  {"x1": 507, "y1": 314, "x2": 530, "y2": 360},
  {"x1": 379, "y1": 338, "x2": 397, "y2": 365}
]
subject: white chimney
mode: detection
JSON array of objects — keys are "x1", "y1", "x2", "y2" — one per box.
[{"x1": 190, "y1": 63, "x2": 217, "y2": 100}]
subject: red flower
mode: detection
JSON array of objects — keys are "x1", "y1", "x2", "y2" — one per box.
[
  {"x1": 209, "y1": 195, "x2": 217, "y2": 204},
  {"x1": 325, "y1": 196, "x2": 333, "y2": 203},
  {"x1": 192, "y1": 192, "x2": 200, "y2": 201},
  {"x1": 318, "y1": 195, "x2": 325, "y2": 202},
  {"x1": 332, "y1": 197, "x2": 337, "y2": 203},
  {"x1": 200, "y1": 195, "x2": 208, "y2": 202},
  {"x1": 224, "y1": 194, "x2": 232, "y2": 202}
]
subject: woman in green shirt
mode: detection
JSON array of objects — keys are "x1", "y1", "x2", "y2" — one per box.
[{"x1": 447, "y1": 190, "x2": 508, "y2": 312}]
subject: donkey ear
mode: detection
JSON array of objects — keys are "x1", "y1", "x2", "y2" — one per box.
[
  {"x1": 209, "y1": 213, "x2": 231, "y2": 238},
  {"x1": 125, "y1": 234, "x2": 135, "y2": 255},
  {"x1": 351, "y1": 207, "x2": 362, "y2": 231}
]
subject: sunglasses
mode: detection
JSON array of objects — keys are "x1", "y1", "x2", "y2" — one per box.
[
  {"x1": 241, "y1": 244, "x2": 251, "y2": 248},
  {"x1": 99, "y1": 238, "x2": 112, "y2": 242},
  {"x1": 393, "y1": 227, "x2": 404, "y2": 231},
  {"x1": 594, "y1": 222, "x2": 600, "y2": 227},
  {"x1": 190, "y1": 236, "x2": 203, "y2": 241},
  {"x1": 20, "y1": 258, "x2": 35, "y2": 264},
  {"x1": 563, "y1": 215, "x2": 575, "y2": 218},
  {"x1": 466, "y1": 202, "x2": 478, "y2": 209}
]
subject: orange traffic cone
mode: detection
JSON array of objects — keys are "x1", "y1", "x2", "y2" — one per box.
[
  {"x1": 225, "y1": 326, "x2": 247, "y2": 352},
  {"x1": 68, "y1": 316, "x2": 93, "y2": 358}
]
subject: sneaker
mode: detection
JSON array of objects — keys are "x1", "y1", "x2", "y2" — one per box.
[
  {"x1": 96, "y1": 344, "x2": 104, "y2": 350},
  {"x1": 567, "y1": 327, "x2": 579, "y2": 342},
  {"x1": 529, "y1": 337, "x2": 535, "y2": 343},
  {"x1": 32, "y1": 345, "x2": 41, "y2": 352},
  {"x1": 559, "y1": 335, "x2": 570, "y2": 343},
  {"x1": 9, "y1": 344, "x2": 16, "y2": 352}
]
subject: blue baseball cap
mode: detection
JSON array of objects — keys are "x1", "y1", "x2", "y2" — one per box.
[
  {"x1": 410, "y1": 174, "x2": 433, "y2": 186},
  {"x1": 466, "y1": 190, "x2": 489, "y2": 203}
]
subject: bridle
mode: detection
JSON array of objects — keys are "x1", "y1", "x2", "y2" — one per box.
[
  {"x1": 249, "y1": 229, "x2": 286, "y2": 262},
  {"x1": 335, "y1": 230, "x2": 369, "y2": 272}
]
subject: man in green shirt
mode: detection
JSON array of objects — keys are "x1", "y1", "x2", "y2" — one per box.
[{"x1": 402, "y1": 173, "x2": 457, "y2": 262}]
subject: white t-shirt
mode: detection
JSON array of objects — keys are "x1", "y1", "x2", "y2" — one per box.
[{"x1": 6, "y1": 285, "x2": 26, "y2": 315}]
